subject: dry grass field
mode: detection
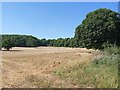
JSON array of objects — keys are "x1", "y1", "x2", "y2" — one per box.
[{"x1": 1, "y1": 47, "x2": 98, "y2": 88}]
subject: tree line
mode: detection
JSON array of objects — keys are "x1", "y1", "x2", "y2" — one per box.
[
  {"x1": 0, "y1": 35, "x2": 40, "y2": 50},
  {"x1": 0, "y1": 8, "x2": 120, "y2": 50},
  {"x1": 0, "y1": 35, "x2": 77, "y2": 50}
]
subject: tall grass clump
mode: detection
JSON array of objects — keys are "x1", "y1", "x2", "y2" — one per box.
[
  {"x1": 104, "y1": 46, "x2": 120, "y2": 55},
  {"x1": 53, "y1": 46, "x2": 119, "y2": 88}
]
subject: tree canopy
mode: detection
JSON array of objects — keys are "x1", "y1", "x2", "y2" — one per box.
[
  {"x1": 75, "y1": 8, "x2": 120, "y2": 49},
  {"x1": 1, "y1": 35, "x2": 41, "y2": 50},
  {"x1": 2, "y1": 38, "x2": 14, "y2": 50},
  {"x1": 1, "y1": 34, "x2": 76, "y2": 50}
]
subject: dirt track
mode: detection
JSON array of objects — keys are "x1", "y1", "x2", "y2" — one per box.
[{"x1": 1, "y1": 47, "x2": 96, "y2": 88}]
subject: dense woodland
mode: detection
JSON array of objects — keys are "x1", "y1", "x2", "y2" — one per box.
[
  {"x1": 0, "y1": 8, "x2": 120, "y2": 50},
  {"x1": 0, "y1": 34, "x2": 76, "y2": 50}
]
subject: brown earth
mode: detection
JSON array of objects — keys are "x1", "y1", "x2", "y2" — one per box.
[{"x1": 1, "y1": 47, "x2": 98, "y2": 88}]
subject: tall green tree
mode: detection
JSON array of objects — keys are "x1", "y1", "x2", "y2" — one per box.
[
  {"x1": 2, "y1": 38, "x2": 15, "y2": 50},
  {"x1": 75, "y1": 8, "x2": 120, "y2": 49}
]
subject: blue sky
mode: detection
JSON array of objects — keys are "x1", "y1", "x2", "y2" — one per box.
[{"x1": 2, "y1": 2, "x2": 118, "y2": 39}]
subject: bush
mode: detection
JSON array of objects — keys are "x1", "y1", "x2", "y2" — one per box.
[
  {"x1": 92, "y1": 56, "x2": 118, "y2": 66},
  {"x1": 104, "y1": 46, "x2": 120, "y2": 55}
]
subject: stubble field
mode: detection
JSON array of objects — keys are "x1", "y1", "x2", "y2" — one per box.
[{"x1": 1, "y1": 47, "x2": 97, "y2": 88}]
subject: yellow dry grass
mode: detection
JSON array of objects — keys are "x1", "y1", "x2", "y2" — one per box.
[{"x1": 1, "y1": 47, "x2": 97, "y2": 88}]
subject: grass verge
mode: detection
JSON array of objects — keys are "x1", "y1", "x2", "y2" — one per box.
[{"x1": 53, "y1": 47, "x2": 119, "y2": 88}]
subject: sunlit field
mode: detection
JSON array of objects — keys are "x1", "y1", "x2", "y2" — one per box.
[{"x1": 1, "y1": 47, "x2": 118, "y2": 88}]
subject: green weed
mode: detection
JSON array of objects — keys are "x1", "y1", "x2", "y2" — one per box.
[{"x1": 53, "y1": 47, "x2": 119, "y2": 88}]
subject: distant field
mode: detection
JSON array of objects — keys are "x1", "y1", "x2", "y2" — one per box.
[{"x1": 1, "y1": 47, "x2": 118, "y2": 88}]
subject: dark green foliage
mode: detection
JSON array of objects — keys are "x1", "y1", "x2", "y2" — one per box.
[
  {"x1": 40, "y1": 38, "x2": 47, "y2": 46},
  {"x1": 46, "y1": 38, "x2": 76, "y2": 48},
  {"x1": 75, "y1": 8, "x2": 120, "y2": 49},
  {"x1": 2, "y1": 38, "x2": 15, "y2": 50},
  {"x1": 1, "y1": 34, "x2": 41, "y2": 50},
  {"x1": 1, "y1": 34, "x2": 76, "y2": 50}
]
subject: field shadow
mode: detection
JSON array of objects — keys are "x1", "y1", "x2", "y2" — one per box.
[{"x1": 1, "y1": 50, "x2": 22, "y2": 52}]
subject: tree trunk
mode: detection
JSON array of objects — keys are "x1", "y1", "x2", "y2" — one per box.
[{"x1": 6, "y1": 48, "x2": 10, "y2": 51}]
